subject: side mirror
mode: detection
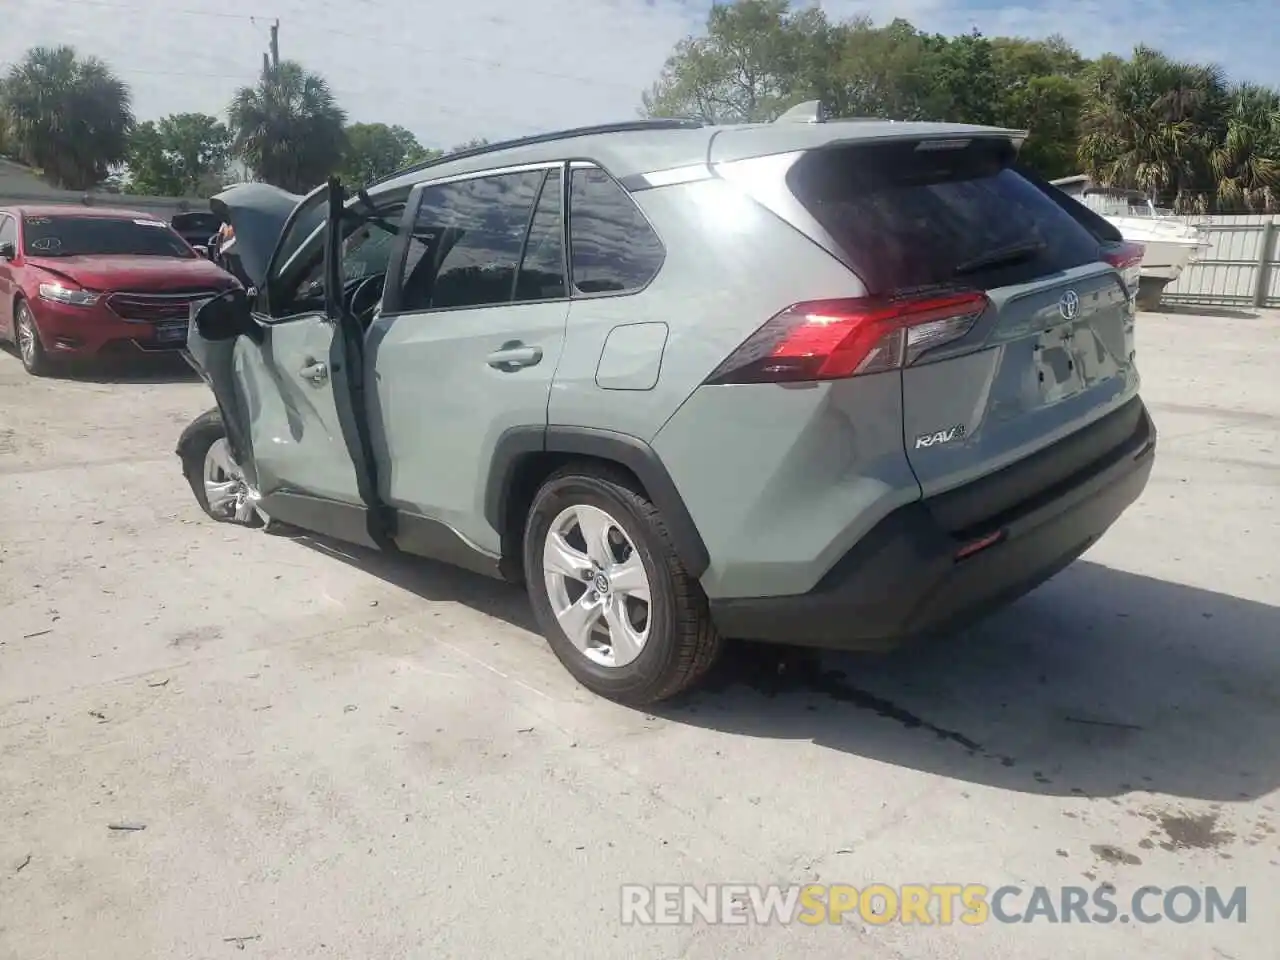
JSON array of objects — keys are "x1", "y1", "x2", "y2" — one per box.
[
  {"x1": 191, "y1": 244, "x2": 209, "y2": 259},
  {"x1": 0, "y1": 241, "x2": 15, "y2": 261},
  {"x1": 193, "y1": 287, "x2": 262, "y2": 345}
]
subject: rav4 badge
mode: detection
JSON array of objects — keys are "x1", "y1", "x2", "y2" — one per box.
[{"x1": 915, "y1": 425, "x2": 967, "y2": 449}]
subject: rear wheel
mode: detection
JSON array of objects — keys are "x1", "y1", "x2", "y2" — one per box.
[
  {"x1": 523, "y1": 464, "x2": 721, "y2": 705},
  {"x1": 180, "y1": 411, "x2": 265, "y2": 527},
  {"x1": 14, "y1": 300, "x2": 53, "y2": 377}
]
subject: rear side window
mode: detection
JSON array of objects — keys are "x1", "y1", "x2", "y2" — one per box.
[
  {"x1": 569, "y1": 167, "x2": 663, "y2": 294},
  {"x1": 399, "y1": 170, "x2": 544, "y2": 312},
  {"x1": 787, "y1": 139, "x2": 1101, "y2": 295},
  {"x1": 0, "y1": 215, "x2": 15, "y2": 247}
]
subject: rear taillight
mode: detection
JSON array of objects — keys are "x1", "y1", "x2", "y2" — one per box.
[
  {"x1": 706, "y1": 291, "x2": 989, "y2": 385},
  {"x1": 1103, "y1": 240, "x2": 1144, "y2": 297}
]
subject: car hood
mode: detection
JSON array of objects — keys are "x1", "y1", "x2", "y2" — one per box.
[
  {"x1": 25, "y1": 254, "x2": 239, "y2": 293},
  {"x1": 209, "y1": 182, "x2": 305, "y2": 289}
]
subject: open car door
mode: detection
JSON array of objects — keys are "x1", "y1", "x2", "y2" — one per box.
[{"x1": 186, "y1": 179, "x2": 390, "y2": 549}]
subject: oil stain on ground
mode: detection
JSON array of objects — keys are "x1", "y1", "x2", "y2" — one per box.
[
  {"x1": 691, "y1": 642, "x2": 1017, "y2": 761},
  {"x1": 1143, "y1": 809, "x2": 1236, "y2": 851},
  {"x1": 1090, "y1": 843, "x2": 1143, "y2": 866}
]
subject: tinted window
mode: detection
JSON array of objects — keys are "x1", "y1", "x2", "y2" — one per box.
[
  {"x1": 516, "y1": 171, "x2": 566, "y2": 302},
  {"x1": 787, "y1": 139, "x2": 1101, "y2": 295},
  {"x1": 399, "y1": 171, "x2": 543, "y2": 312},
  {"x1": 22, "y1": 215, "x2": 193, "y2": 258},
  {"x1": 0, "y1": 215, "x2": 15, "y2": 246},
  {"x1": 276, "y1": 202, "x2": 405, "y2": 317},
  {"x1": 569, "y1": 168, "x2": 663, "y2": 294}
]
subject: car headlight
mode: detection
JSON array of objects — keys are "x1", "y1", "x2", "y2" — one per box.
[{"x1": 38, "y1": 283, "x2": 100, "y2": 306}]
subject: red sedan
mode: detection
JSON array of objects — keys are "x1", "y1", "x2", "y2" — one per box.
[{"x1": 0, "y1": 205, "x2": 240, "y2": 375}]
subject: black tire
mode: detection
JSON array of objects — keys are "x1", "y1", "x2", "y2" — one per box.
[
  {"x1": 179, "y1": 408, "x2": 264, "y2": 527},
  {"x1": 14, "y1": 299, "x2": 54, "y2": 377},
  {"x1": 523, "y1": 463, "x2": 722, "y2": 705}
]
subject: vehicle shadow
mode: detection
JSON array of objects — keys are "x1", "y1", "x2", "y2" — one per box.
[
  {"x1": 662, "y1": 560, "x2": 1280, "y2": 803},
  {"x1": 291, "y1": 532, "x2": 1280, "y2": 804},
  {"x1": 0, "y1": 344, "x2": 199, "y2": 383},
  {"x1": 295, "y1": 533, "x2": 538, "y2": 633},
  {"x1": 1155, "y1": 303, "x2": 1259, "y2": 320}
]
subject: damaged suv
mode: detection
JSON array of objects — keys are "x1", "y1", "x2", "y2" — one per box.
[{"x1": 178, "y1": 105, "x2": 1156, "y2": 704}]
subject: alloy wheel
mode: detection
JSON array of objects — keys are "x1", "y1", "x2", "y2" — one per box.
[
  {"x1": 15, "y1": 306, "x2": 37, "y2": 367},
  {"x1": 542, "y1": 503, "x2": 652, "y2": 668},
  {"x1": 202, "y1": 438, "x2": 263, "y2": 525}
]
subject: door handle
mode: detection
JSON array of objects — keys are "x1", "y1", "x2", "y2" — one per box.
[
  {"x1": 486, "y1": 343, "x2": 543, "y2": 372},
  {"x1": 299, "y1": 360, "x2": 328, "y2": 384}
]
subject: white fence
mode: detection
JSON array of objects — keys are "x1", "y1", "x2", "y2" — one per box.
[{"x1": 1161, "y1": 213, "x2": 1280, "y2": 310}]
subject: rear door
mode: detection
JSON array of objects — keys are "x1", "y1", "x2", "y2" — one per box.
[
  {"x1": 367, "y1": 163, "x2": 570, "y2": 557},
  {"x1": 780, "y1": 136, "x2": 1138, "y2": 502}
]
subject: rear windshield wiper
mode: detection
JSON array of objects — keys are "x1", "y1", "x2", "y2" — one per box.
[{"x1": 953, "y1": 239, "x2": 1046, "y2": 276}]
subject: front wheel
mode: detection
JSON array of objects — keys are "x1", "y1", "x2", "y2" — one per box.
[
  {"x1": 179, "y1": 409, "x2": 265, "y2": 527},
  {"x1": 523, "y1": 464, "x2": 722, "y2": 705},
  {"x1": 14, "y1": 300, "x2": 54, "y2": 377}
]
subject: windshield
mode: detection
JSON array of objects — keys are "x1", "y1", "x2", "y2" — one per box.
[{"x1": 22, "y1": 215, "x2": 194, "y2": 258}]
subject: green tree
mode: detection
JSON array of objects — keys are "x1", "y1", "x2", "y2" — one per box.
[
  {"x1": 642, "y1": 0, "x2": 815, "y2": 122},
  {"x1": 1205, "y1": 83, "x2": 1280, "y2": 211},
  {"x1": 338, "y1": 122, "x2": 439, "y2": 186},
  {"x1": 1078, "y1": 47, "x2": 1229, "y2": 206},
  {"x1": 0, "y1": 45, "x2": 134, "y2": 190},
  {"x1": 229, "y1": 61, "x2": 347, "y2": 193},
  {"x1": 126, "y1": 112, "x2": 230, "y2": 196},
  {"x1": 448, "y1": 137, "x2": 491, "y2": 153}
]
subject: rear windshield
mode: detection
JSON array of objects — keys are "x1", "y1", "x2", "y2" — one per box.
[
  {"x1": 787, "y1": 138, "x2": 1102, "y2": 295},
  {"x1": 22, "y1": 215, "x2": 194, "y2": 259}
]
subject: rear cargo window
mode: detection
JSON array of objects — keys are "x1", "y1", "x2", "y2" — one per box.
[{"x1": 787, "y1": 139, "x2": 1102, "y2": 295}]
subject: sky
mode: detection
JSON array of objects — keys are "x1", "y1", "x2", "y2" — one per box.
[{"x1": 2, "y1": 0, "x2": 1274, "y2": 150}]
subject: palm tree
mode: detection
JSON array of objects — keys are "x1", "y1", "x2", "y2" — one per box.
[
  {"x1": 1206, "y1": 83, "x2": 1280, "y2": 211},
  {"x1": 228, "y1": 61, "x2": 347, "y2": 193},
  {"x1": 0, "y1": 46, "x2": 134, "y2": 190},
  {"x1": 1078, "y1": 47, "x2": 1227, "y2": 208}
]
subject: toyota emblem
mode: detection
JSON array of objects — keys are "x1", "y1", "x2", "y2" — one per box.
[{"x1": 1058, "y1": 290, "x2": 1080, "y2": 321}]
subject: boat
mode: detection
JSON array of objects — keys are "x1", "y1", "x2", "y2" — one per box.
[{"x1": 1051, "y1": 175, "x2": 1211, "y2": 310}]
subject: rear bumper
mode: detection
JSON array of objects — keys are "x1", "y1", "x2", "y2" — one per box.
[{"x1": 708, "y1": 400, "x2": 1156, "y2": 649}]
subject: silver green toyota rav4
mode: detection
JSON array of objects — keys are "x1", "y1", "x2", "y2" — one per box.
[{"x1": 178, "y1": 104, "x2": 1156, "y2": 705}]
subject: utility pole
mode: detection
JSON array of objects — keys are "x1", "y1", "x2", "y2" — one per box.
[{"x1": 269, "y1": 20, "x2": 280, "y2": 68}]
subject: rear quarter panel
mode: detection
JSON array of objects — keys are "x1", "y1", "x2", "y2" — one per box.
[{"x1": 547, "y1": 175, "x2": 866, "y2": 440}]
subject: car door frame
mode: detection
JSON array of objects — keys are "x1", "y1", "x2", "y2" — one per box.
[{"x1": 196, "y1": 180, "x2": 406, "y2": 551}]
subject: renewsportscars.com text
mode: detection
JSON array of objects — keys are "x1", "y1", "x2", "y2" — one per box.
[{"x1": 620, "y1": 883, "x2": 1247, "y2": 926}]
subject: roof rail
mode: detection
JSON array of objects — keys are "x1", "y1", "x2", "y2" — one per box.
[{"x1": 367, "y1": 117, "x2": 706, "y2": 188}]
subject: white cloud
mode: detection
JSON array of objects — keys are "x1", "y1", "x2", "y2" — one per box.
[{"x1": 2, "y1": 0, "x2": 1275, "y2": 150}]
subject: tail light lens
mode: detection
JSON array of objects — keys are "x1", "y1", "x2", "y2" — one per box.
[
  {"x1": 706, "y1": 291, "x2": 989, "y2": 385},
  {"x1": 1102, "y1": 240, "x2": 1144, "y2": 298}
]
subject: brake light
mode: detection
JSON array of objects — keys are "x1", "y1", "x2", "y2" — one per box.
[
  {"x1": 1103, "y1": 240, "x2": 1144, "y2": 297},
  {"x1": 706, "y1": 291, "x2": 989, "y2": 385}
]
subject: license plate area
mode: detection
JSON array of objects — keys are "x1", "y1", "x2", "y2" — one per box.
[{"x1": 155, "y1": 322, "x2": 188, "y2": 343}]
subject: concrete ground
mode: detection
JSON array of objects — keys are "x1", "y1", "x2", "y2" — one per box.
[{"x1": 1, "y1": 310, "x2": 1277, "y2": 960}]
